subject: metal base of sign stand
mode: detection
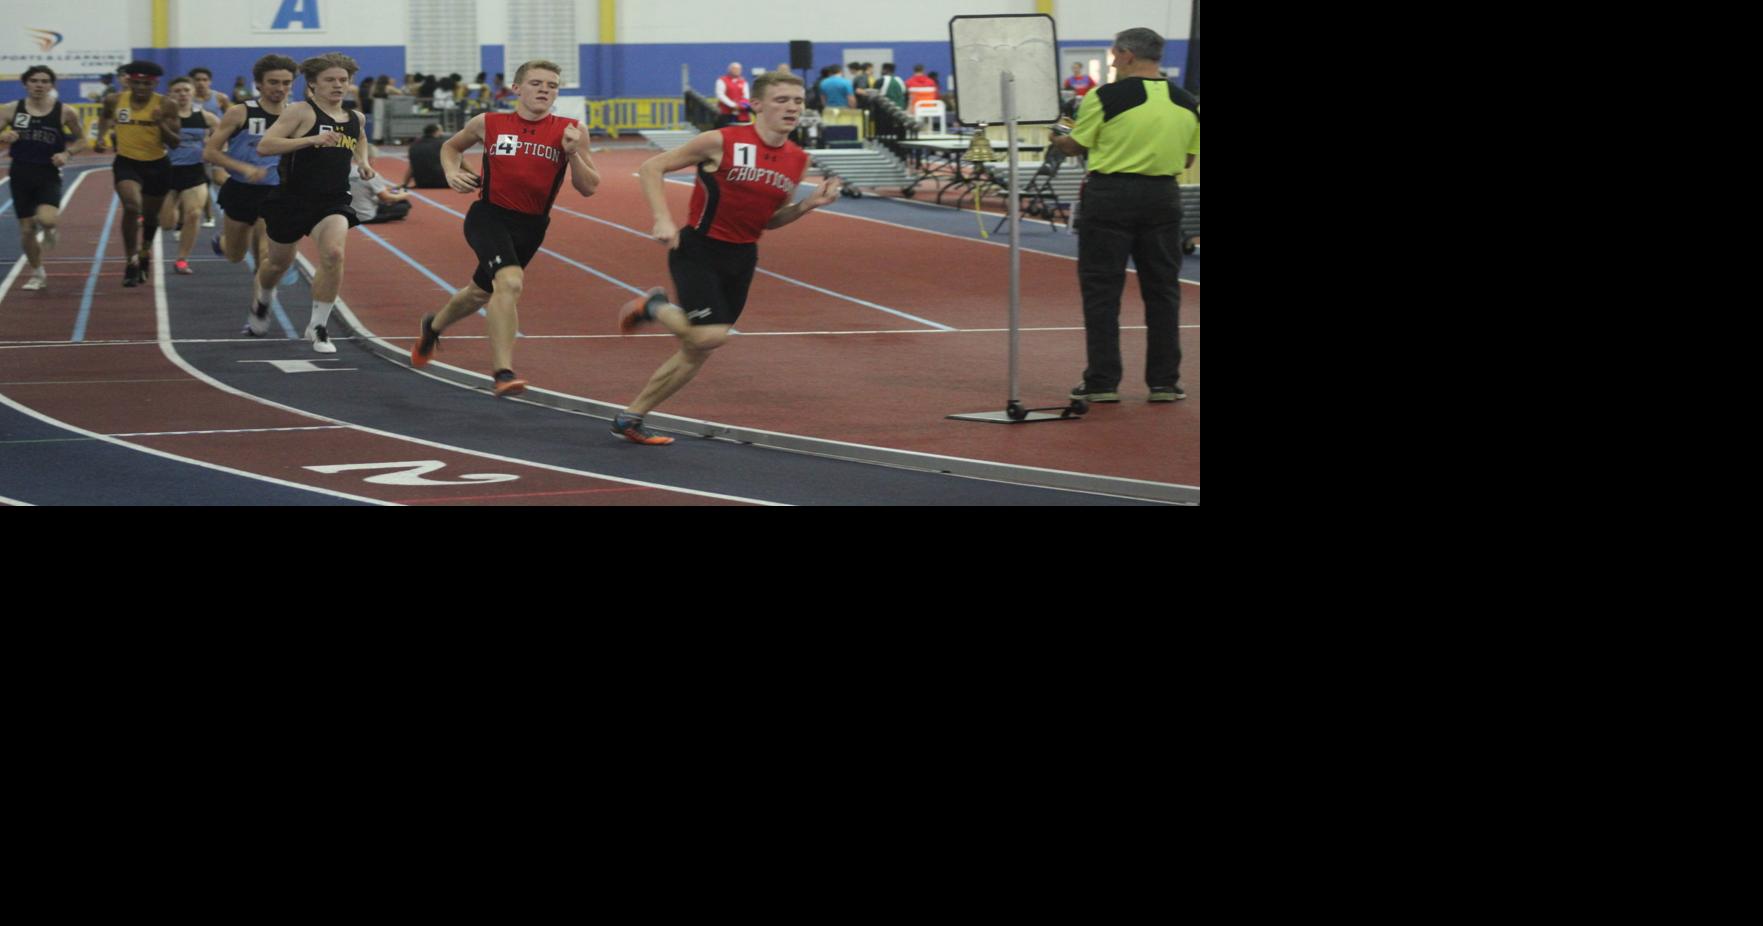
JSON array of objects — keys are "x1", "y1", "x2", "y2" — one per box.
[{"x1": 948, "y1": 398, "x2": 1088, "y2": 423}]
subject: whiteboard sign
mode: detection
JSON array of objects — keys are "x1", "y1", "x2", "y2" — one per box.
[{"x1": 949, "y1": 14, "x2": 1060, "y2": 125}]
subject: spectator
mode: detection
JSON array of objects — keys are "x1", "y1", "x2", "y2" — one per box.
[
  {"x1": 1064, "y1": 62, "x2": 1097, "y2": 98},
  {"x1": 492, "y1": 73, "x2": 512, "y2": 105},
  {"x1": 404, "y1": 123, "x2": 448, "y2": 187},
  {"x1": 350, "y1": 165, "x2": 412, "y2": 223},
  {"x1": 89, "y1": 72, "x2": 114, "y2": 101},
  {"x1": 714, "y1": 61, "x2": 748, "y2": 126},
  {"x1": 819, "y1": 64, "x2": 856, "y2": 109},
  {"x1": 874, "y1": 62, "x2": 906, "y2": 109},
  {"x1": 905, "y1": 64, "x2": 938, "y2": 112}
]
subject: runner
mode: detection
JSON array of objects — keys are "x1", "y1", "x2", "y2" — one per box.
[
  {"x1": 612, "y1": 71, "x2": 840, "y2": 444},
  {"x1": 409, "y1": 59, "x2": 601, "y2": 397},
  {"x1": 158, "y1": 76, "x2": 219, "y2": 275},
  {"x1": 203, "y1": 54, "x2": 297, "y2": 334},
  {"x1": 94, "y1": 60, "x2": 181, "y2": 287},
  {"x1": 254, "y1": 52, "x2": 375, "y2": 354},
  {"x1": 0, "y1": 66, "x2": 88, "y2": 291}
]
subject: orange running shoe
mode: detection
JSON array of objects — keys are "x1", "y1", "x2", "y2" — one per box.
[
  {"x1": 619, "y1": 287, "x2": 667, "y2": 334},
  {"x1": 611, "y1": 413, "x2": 674, "y2": 445},
  {"x1": 492, "y1": 370, "x2": 528, "y2": 397},
  {"x1": 411, "y1": 313, "x2": 440, "y2": 367}
]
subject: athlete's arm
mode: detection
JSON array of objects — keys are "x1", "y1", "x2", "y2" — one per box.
[
  {"x1": 562, "y1": 121, "x2": 598, "y2": 196},
  {"x1": 441, "y1": 113, "x2": 486, "y2": 191},
  {"x1": 637, "y1": 130, "x2": 724, "y2": 249},
  {"x1": 60, "y1": 104, "x2": 88, "y2": 158},
  {"x1": 354, "y1": 120, "x2": 376, "y2": 180},
  {"x1": 94, "y1": 93, "x2": 118, "y2": 152},
  {"x1": 766, "y1": 176, "x2": 842, "y2": 229},
  {"x1": 157, "y1": 99, "x2": 183, "y2": 147},
  {"x1": 0, "y1": 103, "x2": 17, "y2": 145},
  {"x1": 203, "y1": 105, "x2": 265, "y2": 180},
  {"x1": 257, "y1": 102, "x2": 327, "y2": 155}
]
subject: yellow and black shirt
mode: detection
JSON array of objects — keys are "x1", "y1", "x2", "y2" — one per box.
[{"x1": 1070, "y1": 78, "x2": 1199, "y2": 177}]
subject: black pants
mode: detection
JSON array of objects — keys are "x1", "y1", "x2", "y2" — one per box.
[
  {"x1": 1077, "y1": 173, "x2": 1185, "y2": 390},
  {"x1": 363, "y1": 200, "x2": 411, "y2": 224}
]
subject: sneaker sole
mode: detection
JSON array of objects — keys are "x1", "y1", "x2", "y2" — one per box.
[
  {"x1": 1071, "y1": 393, "x2": 1119, "y2": 403},
  {"x1": 493, "y1": 380, "x2": 528, "y2": 397},
  {"x1": 619, "y1": 288, "x2": 665, "y2": 334},
  {"x1": 1148, "y1": 393, "x2": 1186, "y2": 402},
  {"x1": 614, "y1": 427, "x2": 674, "y2": 445}
]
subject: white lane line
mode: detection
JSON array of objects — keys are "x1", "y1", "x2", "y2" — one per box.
[
  {"x1": 0, "y1": 391, "x2": 391, "y2": 505},
  {"x1": 109, "y1": 426, "x2": 349, "y2": 437},
  {"x1": 549, "y1": 204, "x2": 956, "y2": 331}
]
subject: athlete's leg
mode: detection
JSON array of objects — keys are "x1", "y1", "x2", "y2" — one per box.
[
  {"x1": 484, "y1": 266, "x2": 523, "y2": 373},
  {"x1": 115, "y1": 178, "x2": 145, "y2": 260},
  {"x1": 307, "y1": 213, "x2": 351, "y2": 304},
  {"x1": 176, "y1": 186, "x2": 206, "y2": 263},
  {"x1": 19, "y1": 217, "x2": 42, "y2": 271},
  {"x1": 33, "y1": 204, "x2": 61, "y2": 256},
  {"x1": 625, "y1": 321, "x2": 732, "y2": 417}
]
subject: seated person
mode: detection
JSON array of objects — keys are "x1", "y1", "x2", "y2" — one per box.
[
  {"x1": 350, "y1": 170, "x2": 412, "y2": 224},
  {"x1": 403, "y1": 124, "x2": 448, "y2": 187}
]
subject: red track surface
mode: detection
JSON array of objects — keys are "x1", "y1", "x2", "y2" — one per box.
[{"x1": 344, "y1": 148, "x2": 1200, "y2": 486}]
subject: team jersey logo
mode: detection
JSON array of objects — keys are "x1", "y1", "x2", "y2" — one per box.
[
  {"x1": 493, "y1": 134, "x2": 521, "y2": 156},
  {"x1": 732, "y1": 143, "x2": 756, "y2": 168}
]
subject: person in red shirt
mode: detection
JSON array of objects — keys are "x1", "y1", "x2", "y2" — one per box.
[
  {"x1": 409, "y1": 59, "x2": 601, "y2": 396},
  {"x1": 611, "y1": 71, "x2": 841, "y2": 445},
  {"x1": 1064, "y1": 62, "x2": 1097, "y2": 97},
  {"x1": 714, "y1": 62, "x2": 748, "y2": 127},
  {"x1": 905, "y1": 64, "x2": 939, "y2": 113}
]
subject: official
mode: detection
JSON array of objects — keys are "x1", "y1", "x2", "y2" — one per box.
[{"x1": 1050, "y1": 27, "x2": 1200, "y2": 404}]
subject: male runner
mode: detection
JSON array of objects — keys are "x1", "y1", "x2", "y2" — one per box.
[
  {"x1": 409, "y1": 59, "x2": 600, "y2": 396},
  {"x1": 95, "y1": 60, "x2": 181, "y2": 287},
  {"x1": 204, "y1": 54, "x2": 296, "y2": 334},
  {"x1": 189, "y1": 67, "x2": 229, "y2": 227},
  {"x1": 612, "y1": 71, "x2": 840, "y2": 444},
  {"x1": 160, "y1": 77, "x2": 219, "y2": 274},
  {"x1": 0, "y1": 66, "x2": 88, "y2": 291},
  {"x1": 255, "y1": 53, "x2": 375, "y2": 354}
]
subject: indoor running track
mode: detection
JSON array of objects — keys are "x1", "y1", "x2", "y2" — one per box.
[{"x1": 0, "y1": 149, "x2": 1197, "y2": 506}]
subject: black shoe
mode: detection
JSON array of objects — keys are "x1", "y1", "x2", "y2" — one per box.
[
  {"x1": 1069, "y1": 383, "x2": 1119, "y2": 403},
  {"x1": 1148, "y1": 385, "x2": 1187, "y2": 402},
  {"x1": 138, "y1": 250, "x2": 151, "y2": 280},
  {"x1": 122, "y1": 262, "x2": 141, "y2": 287}
]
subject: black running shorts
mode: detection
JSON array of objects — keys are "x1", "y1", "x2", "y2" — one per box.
[
  {"x1": 169, "y1": 163, "x2": 209, "y2": 191},
  {"x1": 667, "y1": 226, "x2": 758, "y2": 326},
  {"x1": 7, "y1": 162, "x2": 63, "y2": 216},
  {"x1": 262, "y1": 191, "x2": 358, "y2": 244},
  {"x1": 464, "y1": 200, "x2": 549, "y2": 293},
  {"x1": 114, "y1": 155, "x2": 172, "y2": 197},
  {"x1": 217, "y1": 180, "x2": 276, "y2": 224}
]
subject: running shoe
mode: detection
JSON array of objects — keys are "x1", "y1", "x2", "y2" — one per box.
[
  {"x1": 1148, "y1": 385, "x2": 1187, "y2": 402},
  {"x1": 411, "y1": 313, "x2": 441, "y2": 367},
  {"x1": 172, "y1": 228, "x2": 181, "y2": 241},
  {"x1": 201, "y1": 217, "x2": 216, "y2": 228},
  {"x1": 174, "y1": 259, "x2": 193, "y2": 275},
  {"x1": 1069, "y1": 383, "x2": 1119, "y2": 403},
  {"x1": 492, "y1": 369, "x2": 527, "y2": 397},
  {"x1": 307, "y1": 323, "x2": 336, "y2": 354},
  {"x1": 21, "y1": 271, "x2": 47, "y2": 291},
  {"x1": 618, "y1": 286, "x2": 668, "y2": 334},
  {"x1": 40, "y1": 226, "x2": 58, "y2": 253},
  {"x1": 210, "y1": 234, "x2": 224, "y2": 257},
  {"x1": 611, "y1": 412, "x2": 674, "y2": 445},
  {"x1": 245, "y1": 300, "x2": 272, "y2": 337},
  {"x1": 139, "y1": 250, "x2": 152, "y2": 280},
  {"x1": 122, "y1": 261, "x2": 141, "y2": 287}
]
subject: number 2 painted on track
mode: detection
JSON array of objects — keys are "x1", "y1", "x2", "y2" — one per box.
[{"x1": 304, "y1": 461, "x2": 519, "y2": 486}]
